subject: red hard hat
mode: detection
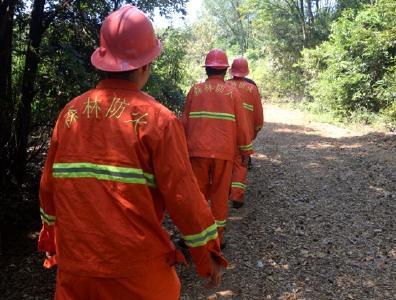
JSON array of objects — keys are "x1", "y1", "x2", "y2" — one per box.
[
  {"x1": 91, "y1": 5, "x2": 161, "y2": 72},
  {"x1": 230, "y1": 57, "x2": 249, "y2": 77},
  {"x1": 204, "y1": 49, "x2": 229, "y2": 69}
]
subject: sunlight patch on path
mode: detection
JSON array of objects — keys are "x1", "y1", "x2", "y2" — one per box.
[{"x1": 264, "y1": 104, "x2": 385, "y2": 139}]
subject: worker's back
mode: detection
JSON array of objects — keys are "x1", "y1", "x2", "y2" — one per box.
[
  {"x1": 227, "y1": 78, "x2": 263, "y2": 140},
  {"x1": 183, "y1": 76, "x2": 244, "y2": 161},
  {"x1": 44, "y1": 79, "x2": 180, "y2": 277}
]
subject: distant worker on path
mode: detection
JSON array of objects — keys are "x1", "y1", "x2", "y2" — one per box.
[
  {"x1": 182, "y1": 49, "x2": 253, "y2": 248},
  {"x1": 228, "y1": 57, "x2": 264, "y2": 208},
  {"x1": 38, "y1": 5, "x2": 227, "y2": 300}
]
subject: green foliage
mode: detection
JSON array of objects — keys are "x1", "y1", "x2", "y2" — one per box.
[
  {"x1": 249, "y1": 58, "x2": 271, "y2": 97},
  {"x1": 375, "y1": 64, "x2": 396, "y2": 111},
  {"x1": 249, "y1": 56, "x2": 303, "y2": 101},
  {"x1": 31, "y1": 16, "x2": 99, "y2": 126},
  {"x1": 240, "y1": 0, "x2": 335, "y2": 98},
  {"x1": 203, "y1": 0, "x2": 252, "y2": 54},
  {"x1": 145, "y1": 28, "x2": 190, "y2": 114},
  {"x1": 236, "y1": 0, "x2": 380, "y2": 101},
  {"x1": 24, "y1": 1, "x2": 190, "y2": 126},
  {"x1": 380, "y1": 90, "x2": 396, "y2": 130},
  {"x1": 301, "y1": 0, "x2": 396, "y2": 126}
]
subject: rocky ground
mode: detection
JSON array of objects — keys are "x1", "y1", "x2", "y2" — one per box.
[{"x1": 1, "y1": 105, "x2": 395, "y2": 299}]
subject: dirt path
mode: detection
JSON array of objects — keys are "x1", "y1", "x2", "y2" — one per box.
[
  {"x1": 2, "y1": 105, "x2": 395, "y2": 299},
  {"x1": 179, "y1": 105, "x2": 396, "y2": 299}
]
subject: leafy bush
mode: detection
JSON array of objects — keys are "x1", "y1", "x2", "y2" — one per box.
[
  {"x1": 145, "y1": 28, "x2": 190, "y2": 114},
  {"x1": 301, "y1": 0, "x2": 396, "y2": 123},
  {"x1": 380, "y1": 99, "x2": 396, "y2": 130},
  {"x1": 250, "y1": 56, "x2": 304, "y2": 102}
]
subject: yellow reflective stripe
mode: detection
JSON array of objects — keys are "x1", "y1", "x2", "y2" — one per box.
[
  {"x1": 52, "y1": 162, "x2": 156, "y2": 187},
  {"x1": 216, "y1": 220, "x2": 226, "y2": 227},
  {"x1": 40, "y1": 207, "x2": 56, "y2": 225},
  {"x1": 189, "y1": 111, "x2": 236, "y2": 121},
  {"x1": 143, "y1": 173, "x2": 156, "y2": 187},
  {"x1": 243, "y1": 103, "x2": 254, "y2": 111},
  {"x1": 231, "y1": 182, "x2": 246, "y2": 190},
  {"x1": 182, "y1": 223, "x2": 218, "y2": 247},
  {"x1": 239, "y1": 143, "x2": 253, "y2": 151}
]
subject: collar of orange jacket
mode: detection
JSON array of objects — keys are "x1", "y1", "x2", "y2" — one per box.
[
  {"x1": 206, "y1": 75, "x2": 225, "y2": 82},
  {"x1": 96, "y1": 79, "x2": 140, "y2": 91}
]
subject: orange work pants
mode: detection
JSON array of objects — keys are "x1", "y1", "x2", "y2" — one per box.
[
  {"x1": 55, "y1": 259, "x2": 180, "y2": 300},
  {"x1": 229, "y1": 154, "x2": 248, "y2": 203},
  {"x1": 190, "y1": 157, "x2": 233, "y2": 244}
]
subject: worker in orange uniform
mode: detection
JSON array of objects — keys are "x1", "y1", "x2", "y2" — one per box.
[
  {"x1": 182, "y1": 49, "x2": 253, "y2": 248},
  {"x1": 37, "y1": 6, "x2": 227, "y2": 300},
  {"x1": 228, "y1": 57, "x2": 264, "y2": 208}
]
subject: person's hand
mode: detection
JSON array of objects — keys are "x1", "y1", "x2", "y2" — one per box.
[
  {"x1": 206, "y1": 254, "x2": 226, "y2": 288},
  {"x1": 241, "y1": 155, "x2": 250, "y2": 167},
  {"x1": 44, "y1": 252, "x2": 57, "y2": 268},
  {"x1": 46, "y1": 251, "x2": 56, "y2": 258}
]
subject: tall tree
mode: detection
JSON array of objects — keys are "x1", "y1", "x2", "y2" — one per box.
[
  {"x1": 299, "y1": 0, "x2": 307, "y2": 45},
  {"x1": 0, "y1": 0, "x2": 17, "y2": 188},
  {"x1": 12, "y1": 0, "x2": 71, "y2": 182},
  {"x1": 307, "y1": 0, "x2": 314, "y2": 24},
  {"x1": 203, "y1": 0, "x2": 251, "y2": 54}
]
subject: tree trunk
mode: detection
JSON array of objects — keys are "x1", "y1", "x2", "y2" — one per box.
[
  {"x1": 113, "y1": 0, "x2": 121, "y2": 10},
  {"x1": 12, "y1": 0, "x2": 46, "y2": 183},
  {"x1": 299, "y1": 0, "x2": 307, "y2": 46},
  {"x1": 307, "y1": 0, "x2": 314, "y2": 24},
  {"x1": 0, "y1": 0, "x2": 16, "y2": 188},
  {"x1": 233, "y1": 0, "x2": 248, "y2": 53}
]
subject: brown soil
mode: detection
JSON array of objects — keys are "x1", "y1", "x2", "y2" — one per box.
[{"x1": 1, "y1": 105, "x2": 395, "y2": 299}]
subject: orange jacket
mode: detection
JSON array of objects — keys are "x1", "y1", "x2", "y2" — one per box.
[
  {"x1": 227, "y1": 78, "x2": 263, "y2": 140},
  {"x1": 38, "y1": 79, "x2": 227, "y2": 278},
  {"x1": 182, "y1": 76, "x2": 253, "y2": 161}
]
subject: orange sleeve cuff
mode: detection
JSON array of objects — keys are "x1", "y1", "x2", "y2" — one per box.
[
  {"x1": 240, "y1": 149, "x2": 254, "y2": 156},
  {"x1": 37, "y1": 225, "x2": 56, "y2": 254},
  {"x1": 188, "y1": 239, "x2": 228, "y2": 278}
]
